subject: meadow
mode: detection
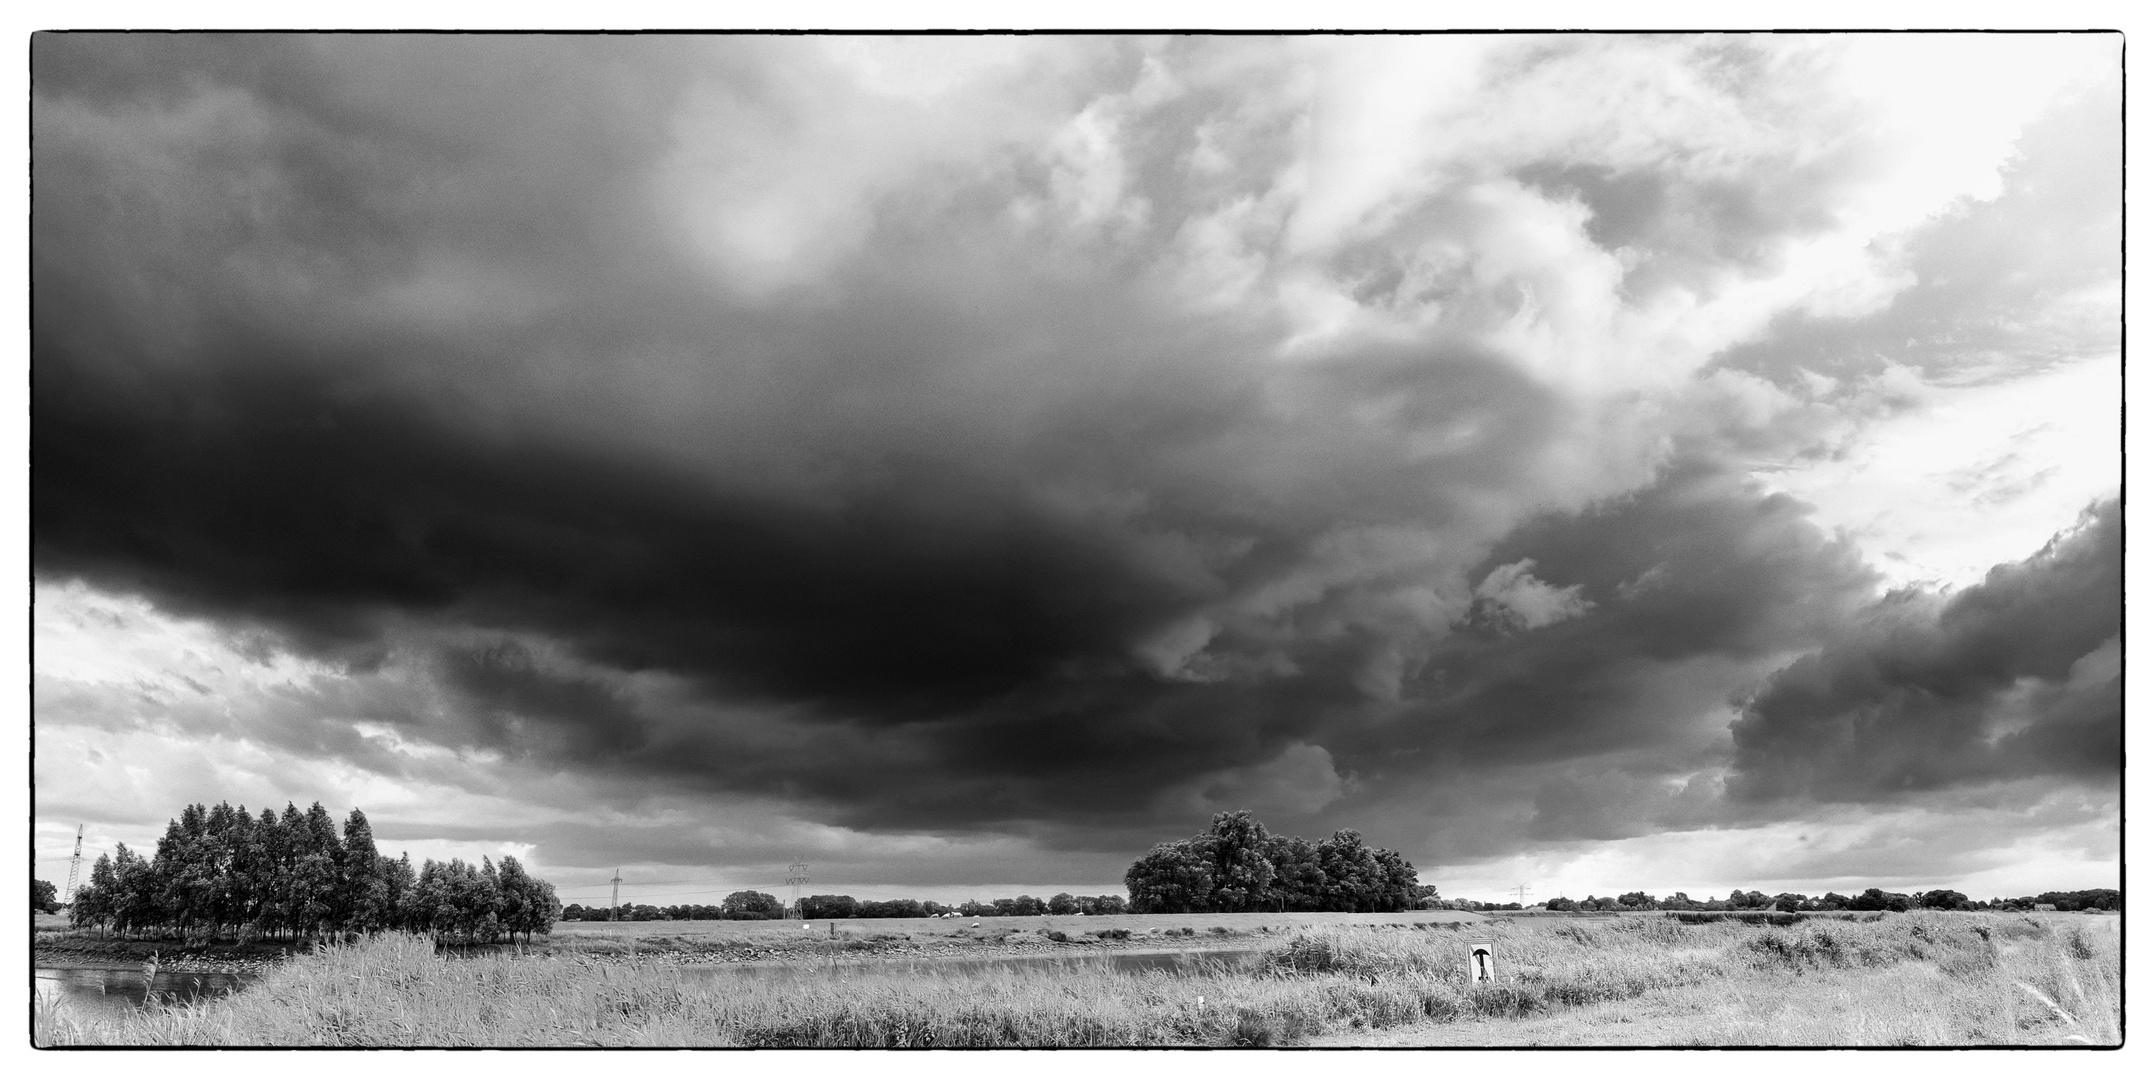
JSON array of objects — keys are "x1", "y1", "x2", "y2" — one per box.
[
  {"x1": 33, "y1": 910, "x2": 2118, "y2": 1047},
  {"x1": 534, "y1": 907, "x2": 1484, "y2": 959}
]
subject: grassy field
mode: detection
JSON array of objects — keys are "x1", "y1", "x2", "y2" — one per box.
[
  {"x1": 31, "y1": 907, "x2": 1488, "y2": 975},
  {"x1": 538, "y1": 908, "x2": 1486, "y2": 953},
  {"x1": 32, "y1": 910, "x2": 2118, "y2": 1047}
]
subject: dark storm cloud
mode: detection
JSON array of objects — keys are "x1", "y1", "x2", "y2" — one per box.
[
  {"x1": 31, "y1": 34, "x2": 2121, "y2": 889},
  {"x1": 31, "y1": 34, "x2": 1587, "y2": 839},
  {"x1": 1727, "y1": 499, "x2": 2120, "y2": 802},
  {"x1": 1338, "y1": 462, "x2": 1877, "y2": 768},
  {"x1": 32, "y1": 341, "x2": 1211, "y2": 713},
  {"x1": 31, "y1": 318, "x2": 1550, "y2": 832}
]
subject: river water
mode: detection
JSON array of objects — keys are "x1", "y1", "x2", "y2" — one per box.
[{"x1": 34, "y1": 967, "x2": 256, "y2": 1023}]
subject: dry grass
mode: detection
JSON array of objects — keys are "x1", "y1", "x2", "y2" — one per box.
[{"x1": 34, "y1": 911, "x2": 2119, "y2": 1047}]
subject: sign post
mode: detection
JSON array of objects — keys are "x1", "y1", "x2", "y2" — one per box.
[{"x1": 1469, "y1": 942, "x2": 1495, "y2": 984}]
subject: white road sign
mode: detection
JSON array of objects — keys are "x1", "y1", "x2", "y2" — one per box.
[{"x1": 1469, "y1": 942, "x2": 1496, "y2": 983}]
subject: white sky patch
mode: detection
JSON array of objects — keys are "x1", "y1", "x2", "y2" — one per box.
[
  {"x1": 33, "y1": 579, "x2": 322, "y2": 689},
  {"x1": 31, "y1": 719, "x2": 595, "y2": 880},
  {"x1": 35, "y1": 581, "x2": 630, "y2": 883},
  {"x1": 1432, "y1": 793, "x2": 2118, "y2": 903},
  {"x1": 1757, "y1": 355, "x2": 2120, "y2": 589},
  {"x1": 1829, "y1": 35, "x2": 2110, "y2": 237},
  {"x1": 1472, "y1": 558, "x2": 1594, "y2": 632}
]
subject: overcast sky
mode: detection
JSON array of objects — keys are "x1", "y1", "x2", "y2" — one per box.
[{"x1": 31, "y1": 33, "x2": 2120, "y2": 907}]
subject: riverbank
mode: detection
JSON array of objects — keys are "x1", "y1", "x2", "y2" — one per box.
[
  {"x1": 33, "y1": 932, "x2": 301, "y2": 974},
  {"x1": 34, "y1": 911, "x2": 2118, "y2": 1047},
  {"x1": 31, "y1": 916, "x2": 1299, "y2": 974}
]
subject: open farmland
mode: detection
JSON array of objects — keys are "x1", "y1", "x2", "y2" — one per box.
[
  {"x1": 520, "y1": 909, "x2": 1491, "y2": 966},
  {"x1": 548, "y1": 908, "x2": 1486, "y2": 945},
  {"x1": 34, "y1": 911, "x2": 2118, "y2": 1047}
]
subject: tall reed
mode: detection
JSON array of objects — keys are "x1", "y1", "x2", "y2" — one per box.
[{"x1": 35, "y1": 913, "x2": 2119, "y2": 1047}]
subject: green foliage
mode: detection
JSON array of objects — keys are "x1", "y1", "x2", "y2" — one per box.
[
  {"x1": 859, "y1": 898, "x2": 928, "y2": 918},
  {"x1": 2030, "y1": 888, "x2": 2120, "y2": 911},
  {"x1": 1125, "y1": 812, "x2": 1422, "y2": 915},
  {"x1": 1849, "y1": 888, "x2": 1914, "y2": 912},
  {"x1": 722, "y1": 890, "x2": 784, "y2": 919},
  {"x1": 799, "y1": 895, "x2": 857, "y2": 920},
  {"x1": 34, "y1": 878, "x2": 59, "y2": 914},
  {"x1": 1125, "y1": 842, "x2": 1214, "y2": 914},
  {"x1": 61, "y1": 800, "x2": 559, "y2": 944}
]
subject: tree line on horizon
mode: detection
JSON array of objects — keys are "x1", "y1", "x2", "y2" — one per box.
[
  {"x1": 558, "y1": 890, "x2": 1134, "y2": 921},
  {"x1": 560, "y1": 889, "x2": 789, "y2": 922},
  {"x1": 1124, "y1": 812, "x2": 1426, "y2": 914},
  {"x1": 1436, "y1": 886, "x2": 2122, "y2": 913},
  {"x1": 62, "y1": 801, "x2": 562, "y2": 944}
]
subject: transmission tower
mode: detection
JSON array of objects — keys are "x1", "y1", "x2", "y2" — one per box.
[
  {"x1": 611, "y1": 869, "x2": 623, "y2": 921},
  {"x1": 1512, "y1": 883, "x2": 1531, "y2": 906},
  {"x1": 786, "y1": 861, "x2": 810, "y2": 918},
  {"x1": 63, "y1": 825, "x2": 84, "y2": 904}
]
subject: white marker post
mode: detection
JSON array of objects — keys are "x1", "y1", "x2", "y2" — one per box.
[{"x1": 1469, "y1": 942, "x2": 1496, "y2": 984}]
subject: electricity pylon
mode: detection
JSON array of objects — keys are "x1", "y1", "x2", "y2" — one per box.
[
  {"x1": 786, "y1": 861, "x2": 810, "y2": 918},
  {"x1": 63, "y1": 825, "x2": 84, "y2": 904},
  {"x1": 611, "y1": 869, "x2": 623, "y2": 921}
]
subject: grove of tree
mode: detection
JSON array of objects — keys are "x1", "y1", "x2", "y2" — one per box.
[
  {"x1": 1123, "y1": 811, "x2": 1422, "y2": 914},
  {"x1": 65, "y1": 801, "x2": 562, "y2": 944}
]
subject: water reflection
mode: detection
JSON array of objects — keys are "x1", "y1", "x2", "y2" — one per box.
[{"x1": 34, "y1": 968, "x2": 254, "y2": 1022}]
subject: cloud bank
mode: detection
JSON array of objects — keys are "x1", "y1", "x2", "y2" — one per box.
[{"x1": 32, "y1": 34, "x2": 2118, "y2": 900}]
